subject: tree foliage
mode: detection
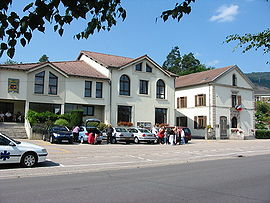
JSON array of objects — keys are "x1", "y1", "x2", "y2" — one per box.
[
  {"x1": 255, "y1": 101, "x2": 270, "y2": 129},
  {"x1": 0, "y1": 0, "x2": 126, "y2": 58},
  {"x1": 226, "y1": 29, "x2": 270, "y2": 58},
  {"x1": 39, "y1": 54, "x2": 49, "y2": 62},
  {"x1": 162, "y1": 46, "x2": 211, "y2": 76}
]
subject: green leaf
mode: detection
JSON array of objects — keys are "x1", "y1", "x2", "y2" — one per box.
[
  {"x1": 0, "y1": 43, "x2": 8, "y2": 50},
  {"x1": 20, "y1": 38, "x2": 26, "y2": 47},
  {"x1": 7, "y1": 48, "x2": 15, "y2": 59},
  {"x1": 23, "y1": 3, "x2": 34, "y2": 12},
  {"x1": 24, "y1": 32, "x2": 32, "y2": 43},
  {"x1": 58, "y1": 28, "x2": 64, "y2": 36}
]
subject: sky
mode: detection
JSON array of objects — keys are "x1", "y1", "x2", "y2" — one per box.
[{"x1": 1, "y1": 0, "x2": 270, "y2": 73}]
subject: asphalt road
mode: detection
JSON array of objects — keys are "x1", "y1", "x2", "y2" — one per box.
[{"x1": 1, "y1": 154, "x2": 270, "y2": 203}]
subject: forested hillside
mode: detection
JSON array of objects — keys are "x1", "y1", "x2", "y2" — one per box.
[{"x1": 246, "y1": 72, "x2": 270, "y2": 89}]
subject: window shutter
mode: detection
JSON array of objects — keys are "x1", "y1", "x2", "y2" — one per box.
[
  {"x1": 203, "y1": 94, "x2": 206, "y2": 106},
  {"x1": 195, "y1": 95, "x2": 198, "y2": 107},
  {"x1": 237, "y1": 96, "x2": 242, "y2": 106},
  {"x1": 194, "y1": 116, "x2": 197, "y2": 129},
  {"x1": 203, "y1": 116, "x2": 207, "y2": 128},
  {"x1": 177, "y1": 97, "x2": 180, "y2": 108}
]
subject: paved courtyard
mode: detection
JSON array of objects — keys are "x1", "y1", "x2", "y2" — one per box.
[{"x1": 1, "y1": 139, "x2": 270, "y2": 179}]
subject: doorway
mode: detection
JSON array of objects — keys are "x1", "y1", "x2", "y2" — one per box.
[{"x1": 220, "y1": 116, "x2": 228, "y2": 139}]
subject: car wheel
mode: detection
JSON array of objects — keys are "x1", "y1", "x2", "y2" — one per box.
[
  {"x1": 97, "y1": 141, "x2": 102, "y2": 145},
  {"x1": 134, "y1": 137, "x2": 139, "y2": 144},
  {"x1": 185, "y1": 139, "x2": 188, "y2": 144},
  {"x1": 21, "y1": 152, "x2": 37, "y2": 168},
  {"x1": 69, "y1": 140, "x2": 73, "y2": 144},
  {"x1": 49, "y1": 136, "x2": 54, "y2": 144},
  {"x1": 111, "y1": 137, "x2": 117, "y2": 144},
  {"x1": 126, "y1": 141, "x2": 131, "y2": 144}
]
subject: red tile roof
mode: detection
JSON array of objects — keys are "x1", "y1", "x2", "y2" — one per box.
[
  {"x1": 175, "y1": 66, "x2": 235, "y2": 88},
  {"x1": 79, "y1": 50, "x2": 134, "y2": 67},
  {"x1": 0, "y1": 61, "x2": 108, "y2": 79}
]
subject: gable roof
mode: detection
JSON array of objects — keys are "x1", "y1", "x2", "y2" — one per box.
[
  {"x1": 78, "y1": 50, "x2": 134, "y2": 68},
  {"x1": 78, "y1": 50, "x2": 177, "y2": 77},
  {"x1": 0, "y1": 61, "x2": 108, "y2": 80},
  {"x1": 175, "y1": 65, "x2": 235, "y2": 88}
]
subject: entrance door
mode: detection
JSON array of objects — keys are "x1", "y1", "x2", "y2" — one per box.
[{"x1": 220, "y1": 116, "x2": 228, "y2": 139}]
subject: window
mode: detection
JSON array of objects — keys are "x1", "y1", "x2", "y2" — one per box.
[
  {"x1": 82, "y1": 105, "x2": 94, "y2": 116},
  {"x1": 156, "y1": 79, "x2": 165, "y2": 99},
  {"x1": 119, "y1": 75, "x2": 130, "y2": 96},
  {"x1": 232, "y1": 74, "x2": 237, "y2": 86},
  {"x1": 232, "y1": 95, "x2": 237, "y2": 107},
  {"x1": 48, "y1": 72, "x2": 58, "y2": 95},
  {"x1": 231, "y1": 117, "x2": 237, "y2": 128},
  {"x1": 34, "y1": 71, "x2": 45, "y2": 94},
  {"x1": 195, "y1": 94, "x2": 206, "y2": 106},
  {"x1": 194, "y1": 116, "x2": 207, "y2": 129},
  {"x1": 146, "y1": 64, "x2": 152, "y2": 72},
  {"x1": 29, "y1": 102, "x2": 61, "y2": 114},
  {"x1": 96, "y1": 82, "x2": 103, "y2": 98},
  {"x1": 139, "y1": 80, "x2": 148, "y2": 95},
  {"x1": 0, "y1": 135, "x2": 10, "y2": 145},
  {"x1": 117, "y1": 105, "x2": 132, "y2": 123},
  {"x1": 85, "y1": 81, "x2": 92, "y2": 97},
  {"x1": 177, "y1": 97, "x2": 187, "y2": 108},
  {"x1": 155, "y1": 108, "x2": 167, "y2": 125},
  {"x1": 64, "y1": 103, "x2": 79, "y2": 113},
  {"x1": 176, "y1": 116, "x2": 188, "y2": 127},
  {"x1": 135, "y1": 63, "x2": 142, "y2": 71}
]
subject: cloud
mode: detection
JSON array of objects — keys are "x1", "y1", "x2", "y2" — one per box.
[
  {"x1": 210, "y1": 4, "x2": 239, "y2": 22},
  {"x1": 206, "y1": 60, "x2": 220, "y2": 67}
]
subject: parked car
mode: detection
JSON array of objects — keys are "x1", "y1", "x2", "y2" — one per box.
[
  {"x1": 78, "y1": 126, "x2": 103, "y2": 144},
  {"x1": 126, "y1": 127, "x2": 156, "y2": 144},
  {"x1": 43, "y1": 125, "x2": 73, "y2": 144},
  {"x1": 106, "y1": 127, "x2": 134, "y2": 144},
  {"x1": 0, "y1": 132, "x2": 48, "y2": 167}
]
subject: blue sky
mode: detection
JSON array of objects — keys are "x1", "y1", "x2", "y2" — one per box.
[{"x1": 1, "y1": 0, "x2": 270, "y2": 73}]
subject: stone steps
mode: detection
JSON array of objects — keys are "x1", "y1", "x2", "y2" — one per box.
[{"x1": 0, "y1": 122, "x2": 28, "y2": 139}]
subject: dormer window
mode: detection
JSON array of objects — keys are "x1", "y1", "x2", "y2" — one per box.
[
  {"x1": 34, "y1": 71, "x2": 45, "y2": 94},
  {"x1": 232, "y1": 74, "x2": 237, "y2": 86},
  {"x1": 146, "y1": 64, "x2": 152, "y2": 73},
  {"x1": 135, "y1": 63, "x2": 142, "y2": 71}
]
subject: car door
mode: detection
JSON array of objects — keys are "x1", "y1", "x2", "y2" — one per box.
[{"x1": 0, "y1": 135, "x2": 21, "y2": 164}]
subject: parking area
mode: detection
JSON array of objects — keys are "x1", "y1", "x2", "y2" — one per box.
[{"x1": 1, "y1": 139, "x2": 270, "y2": 179}]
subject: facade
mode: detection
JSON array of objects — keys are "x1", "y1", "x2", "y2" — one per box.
[
  {"x1": 254, "y1": 87, "x2": 270, "y2": 103},
  {"x1": 175, "y1": 65, "x2": 255, "y2": 139},
  {"x1": 0, "y1": 51, "x2": 176, "y2": 131}
]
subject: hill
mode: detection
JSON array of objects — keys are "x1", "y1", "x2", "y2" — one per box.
[{"x1": 246, "y1": 72, "x2": 270, "y2": 89}]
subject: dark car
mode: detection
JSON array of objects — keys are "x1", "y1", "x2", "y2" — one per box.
[{"x1": 43, "y1": 125, "x2": 73, "y2": 144}]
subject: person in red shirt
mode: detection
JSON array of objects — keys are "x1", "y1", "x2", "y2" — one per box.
[{"x1": 157, "y1": 127, "x2": 165, "y2": 145}]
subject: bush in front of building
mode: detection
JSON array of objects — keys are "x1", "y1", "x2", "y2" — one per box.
[
  {"x1": 54, "y1": 119, "x2": 69, "y2": 126},
  {"x1": 255, "y1": 130, "x2": 270, "y2": 139},
  {"x1": 69, "y1": 110, "x2": 83, "y2": 128}
]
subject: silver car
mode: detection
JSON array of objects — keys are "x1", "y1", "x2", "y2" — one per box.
[
  {"x1": 111, "y1": 127, "x2": 134, "y2": 144},
  {"x1": 127, "y1": 127, "x2": 156, "y2": 144}
]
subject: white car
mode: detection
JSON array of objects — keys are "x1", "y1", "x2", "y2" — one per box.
[
  {"x1": 78, "y1": 126, "x2": 103, "y2": 144},
  {"x1": 127, "y1": 127, "x2": 156, "y2": 144},
  {"x1": 0, "y1": 133, "x2": 48, "y2": 167},
  {"x1": 111, "y1": 127, "x2": 134, "y2": 144}
]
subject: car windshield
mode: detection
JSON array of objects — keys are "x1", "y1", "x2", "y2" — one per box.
[
  {"x1": 127, "y1": 128, "x2": 138, "y2": 133},
  {"x1": 52, "y1": 126, "x2": 69, "y2": 131},
  {"x1": 183, "y1": 128, "x2": 191, "y2": 133},
  {"x1": 0, "y1": 133, "x2": 21, "y2": 144},
  {"x1": 138, "y1": 128, "x2": 150, "y2": 133},
  {"x1": 115, "y1": 128, "x2": 127, "y2": 132}
]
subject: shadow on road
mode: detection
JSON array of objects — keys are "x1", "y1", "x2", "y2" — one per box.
[{"x1": 0, "y1": 160, "x2": 60, "y2": 170}]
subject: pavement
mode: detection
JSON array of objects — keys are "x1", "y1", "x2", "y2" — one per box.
[{"x1": 1, "y1": 139, "x2": 270, "y2": 179}]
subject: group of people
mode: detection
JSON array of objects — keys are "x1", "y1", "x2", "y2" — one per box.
[
  {"x1": 155, "y1": 126, "x2": 186, "y2": 145},
  {"x1": 0, "y1": 111, "x2": 23, "y2": 122}
]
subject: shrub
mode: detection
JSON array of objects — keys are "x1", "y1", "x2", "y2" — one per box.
[
  {"x1": 98, "y1": 123, "x2": 108, "y2": 131},
  {"x1": 70, "y1": 110, "x2": 83, "y2": 127},
  {"x1": 54, "y1": 119, "x2": 69, "y2": 126},
  {"x1": 255, "y1": 130, "x2": 270, "y2": 139}
]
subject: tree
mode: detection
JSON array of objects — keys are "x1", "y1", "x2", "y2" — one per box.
[
  {"x1": 39, "y1": 54, "x2": 49, "y2": 62},
  {"x1": 162, "y1": 46, "x2": 210, "y2": 76},
  {"x1": 0, "y1": 0, "x2": 126, "y2": 58},
  {"x1": 255, "y1": 101, "x2": 270, "y2": 129}
]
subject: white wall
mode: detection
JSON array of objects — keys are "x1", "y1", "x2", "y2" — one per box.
[{"x1": 110, "y1": 59, "x2": 175, "y2": 127}]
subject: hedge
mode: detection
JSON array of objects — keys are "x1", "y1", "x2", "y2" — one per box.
[{"x1": 255, "y1": 130, "x2": 270, "y2": 139}]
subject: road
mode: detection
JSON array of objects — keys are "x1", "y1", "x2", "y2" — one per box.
[
  {"x1": 1, "y1": 139, "x2": 270, "y2": 179},
  {"x1": 1, "y1": 154, "x2": 270, "y2": 203}
]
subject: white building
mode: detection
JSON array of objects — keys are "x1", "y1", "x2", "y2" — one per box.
[
  {"x1": 0, "y1": 51, "x2": 176, "y2": 131},
  {"x1": 175, "y1": 65, "x2": 255, "y2": 139}
]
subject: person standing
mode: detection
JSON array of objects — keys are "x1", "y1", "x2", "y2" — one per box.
[
  {"x1": 157, "y1": 127, "x2": 165, "y2": 144},
  {"x1": 106, "y1": 124, "x2": 114, "y2": 144},
  {"x1": 72, "y1": 125, "x2": 80, "y2": 142},
  {"x1": 180, "y1": 129, "x2": 186, "y2": 145},
  {"x1": 0, "y1": 112, "x2": 4, "y2": 122}
]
